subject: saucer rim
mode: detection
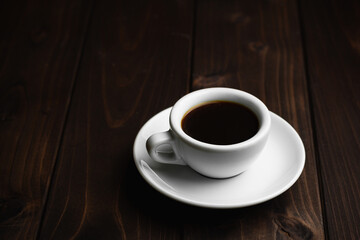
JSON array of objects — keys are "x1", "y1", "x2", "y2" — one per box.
[{"x1": 133, "y1": 107, "x2": 305, "y2": 209}]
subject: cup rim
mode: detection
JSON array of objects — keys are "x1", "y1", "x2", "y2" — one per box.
[{"x1": 170, "y1": 87, "x2": 271, "y2": 152}]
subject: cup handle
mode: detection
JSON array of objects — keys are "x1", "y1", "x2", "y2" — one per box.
[{"x1": 146, "y1": 130, "x2": 186, "y2": 165}]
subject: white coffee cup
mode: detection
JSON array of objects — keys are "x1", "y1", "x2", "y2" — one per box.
[{"x1": 146, "y1": 87, "x2": 271, "y2": 178}]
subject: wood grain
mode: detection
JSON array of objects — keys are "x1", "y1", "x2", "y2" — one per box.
[
  {"x1": 1, "y1": 0, "x2": 357, "y2": 238},
  {"x1": 38, "y1": 0, "x2": 193, "y2": 239},
  {"x1": 300, "y1": 0, "x2": 360, "y2": 238},
  {"x1": 0, "y1": 0, "x2": 93, "y2": 239},
  {"x1": 188, "y1": 0, "x2": 324, "y2": 239}
]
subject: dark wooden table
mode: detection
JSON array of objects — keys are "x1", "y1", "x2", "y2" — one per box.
[{"x1": 1, "y1": 0, "x2": 359, "y2": 239}]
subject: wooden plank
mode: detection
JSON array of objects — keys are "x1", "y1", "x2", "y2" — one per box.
[
  {"x1": 300, "y1": 0, "x2": 360, "y2": 238},
  {"x1": 38, "y1": 0, "x2": 193, "y2": 239},
  {"x1": 188, "y1": 0, "x2": 324, "y2": 239},
  {"x1": 0, "y1": 1, "x2": 93, "y2": 239}
]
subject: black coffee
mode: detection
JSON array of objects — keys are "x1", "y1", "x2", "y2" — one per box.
[{"x1": 181, "y1": 101, "x2": 259, "y2": 145}]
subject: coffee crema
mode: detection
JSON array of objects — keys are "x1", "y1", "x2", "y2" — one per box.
[{"x1": 181, "y1": 101, "x2": 259, "y2": 145}]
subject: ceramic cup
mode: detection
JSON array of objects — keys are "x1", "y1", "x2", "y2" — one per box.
[{"x1": 146, "y1": 87, "x2": 271, "y2": 178}]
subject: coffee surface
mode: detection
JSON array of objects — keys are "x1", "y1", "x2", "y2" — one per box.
[{"x1": 181, "y1": 101, "x2": 259, "y2": 145}]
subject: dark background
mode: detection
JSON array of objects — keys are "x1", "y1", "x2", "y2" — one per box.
[{"x1": 1, "y1": 0, "x2": 359, "y2": 239}]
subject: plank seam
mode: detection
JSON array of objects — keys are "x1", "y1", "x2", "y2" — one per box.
[
  {"x1": 296, "y1": 0, "x2": 329, "y2": 239},
  {"x1": 35, "y1": 1, "x2": 96, "y2": 239}
]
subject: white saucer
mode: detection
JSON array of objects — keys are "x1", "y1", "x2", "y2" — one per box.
[{"x1": 133, "y1": 108, "x2": 305, "y2": 208}]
